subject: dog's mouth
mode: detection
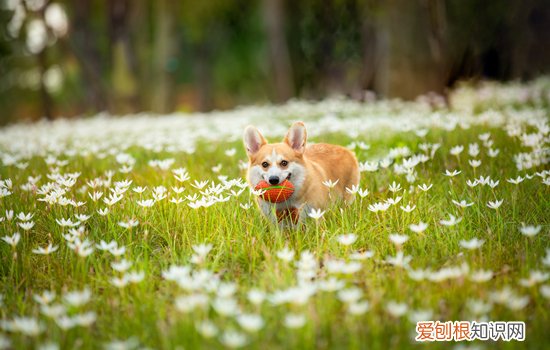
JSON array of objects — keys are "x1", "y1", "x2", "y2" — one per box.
[{"x1": 286, "y1": 173, "x2": 292, "y2": 181}]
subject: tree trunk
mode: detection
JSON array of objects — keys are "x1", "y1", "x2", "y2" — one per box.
[
  {"x1": 37, "y1": 50, "x2": 53, "y2": 120},
  {"x1": 374, "y1": 0, "x2": 448, "y2": 99},
  {"x1": 109, "y1": 0, "x2": 139, "y2": 114},
  {"x1": 194, "y1": 42, "x2": 214, "y2": 112},
  {"x1": 151, "y1": 0, "x2": 177, "y2": 114},
  {"x1": 262, "y1": 0, "x2": 294, "y2": 102},
  {"x1": 70, "y1": 0, "x2": 108, "y2": 113}
]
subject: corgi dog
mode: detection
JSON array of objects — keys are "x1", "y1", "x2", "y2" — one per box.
[{"x1": 243, "y1": 121, "x2": 360, "y2": 224}]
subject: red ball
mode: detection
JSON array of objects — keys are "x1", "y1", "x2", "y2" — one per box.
[{"x1": 255, "y1": 179, "x2": 295, "y2": 203}]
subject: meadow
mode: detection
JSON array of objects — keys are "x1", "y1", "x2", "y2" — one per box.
[{"x1": 0, "y1": 79, "x2": 549, "y2": 350}]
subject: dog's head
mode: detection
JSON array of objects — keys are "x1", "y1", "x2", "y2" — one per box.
[{"x1": 243, "y1": 122, "x2": 307, "y2": 190}]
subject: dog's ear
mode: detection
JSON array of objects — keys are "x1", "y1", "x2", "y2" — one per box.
[
  {"x1": 284, "y1": 122, "x2": 307, "y2": 153},
  {"x1": 243, "y1": 125, "x2": 267, "y2": 157}
]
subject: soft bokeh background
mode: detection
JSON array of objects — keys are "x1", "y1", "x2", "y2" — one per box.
[{"x1": 0, "y1": 0, "x2": 549, "y2": 124}]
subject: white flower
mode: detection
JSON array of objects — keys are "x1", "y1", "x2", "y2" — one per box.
[
  {"x1": 9, "y1": 316, "x2": 44, "y2": 336},
  {"x1": 519, "y1": 224, "x2": 541, "y2": 237},
  {"x1": 126, "y1": 271, "x2": 145, "y2": 284},
  {"x1": 507, "y1": 176, "x2": 524, "y2": 184},
  {"x1": 276, "y1": 247, "x2": 295, "y2": 262},
  {"x1": 400, "y1": 204, "x2": 416, "y2": 213},
  {"x1": 236, "y1": 314, "x2": 264, "y2": 332},
  {"x1": 191, "y1": 180, "x2": 209, "y2": 190},
  {"x1": 408, "y1": 309, "x2": 434, "y2": 323},
  {"x1": 348, "y1": 301, "x2": 370, "y2": 315},
  {"x1": 367, "y1": 201, "x2": 391, "y2": 212},
  {"x1": 16, "y1": 212, "x2": 34, "y2": 221},
  {"x1": 466, "y1": 299, "x2": 492, "y2": 315},
  {"x1": 488, "y1": 179, "x2": 499, "y2": 188},
  {"x1": 487, "y1": 199, "x2": 503, "y2": 209},
  {"x1": 336, "y1": 233, "x2": 357, "y2": 246},
  {"x1": 488, "y1": 148, "x2": 500, "y2": 157},
  {"x1": 170, "y1": 197, "x2": 185, "y2": 204},
  {"x1": 32, "y1": 243, "x2": 59, "y2": 255},
  {"x1": 55, "y1": 218, "x2": 80, "y2": 227},
  {"x1": 519, "y1": 270, "x2": 549, "y2": 287},
  {"x1": 386, "y1": 301, "x2": 408, "y2": 317},
  {"x1": 470, "y1": 270, "x2": 493, "y2": 282},
  {"x1": 173, "y1": 168, "x2": 190, "y2": 183},
  {"x1": 284, "y1": 313, "x2": 306, "y2": 328},
  {"x1": 318, "y1": 277, "x2": 345, "y2": 291},
  {"x1": 466, "y1": 179, "x2": 479, "y2": 187},
  {"x1": 175, "y1": 293, "x2": 209, "y2": 313},
  {"x1": 506, "y1": 296, "x2": 529, "y2": 310},
  {"x1": 444, "y1": 169, "x2": 461, "y2": 177},
  {"x1": 452, "y1": 199, "x2": 474, "y2": 208},
  {"x1": 110, "y1": 276, "x2": 129, "y2": 288},
  {"x1": 103, "y1": 338, "x2": 139, "y2": 350},
  {"x1": 111, "y1": 259, "x2": 132, "y2": 272},
  {"x1": 417, "y1": 183, "x2": 432, "y2": 191},
  {"x1": 118, "y1": 219, "x2": 139, "y2": 229},
  {"x1": 133, "y1": 186, "x2": 147, "y2": 193},
  {"x1": 385, "y1": 196, "x2": 402, "y2": 205},
  {"x1": 478, "y1": 132, "x2": 491, "y2": 141},
  {"x1": 74, "y1": 214, "x2": 91, "y2": 222},
  {"x1": 220, "y1": 330, "x2": 248, "y2": 348},
  {"x1": 389, "y1": 233, "x2": 409, "y2": 246},
  {"x1": 225, "y1": 148, "x2": 237, "y2": 157},
  {"x1": 388, "y1": 181, "x2": 402, "y2": 193},
  {"x1": 357, "y1": 188, "x2": 370, "y2": 198},
  {"x1": 239, "y1": 202, "x2": 252, "y2": 210},
  {"x1": 350, "y1": 250, "x2": 374, "y2": 260},
  {"x1": 63, "y1": 288, "x2": 91, "y2": 307},
  {"x1": 477, "y1": 175, "x2": 491, "y2": 185},
  {"x1": 307, "y1": 208, "x2": 325, "y2": 220},
  {"x1": 136, "y1": 199, "x2": 155, "y2": 208},
  {"x1": 450, "y1": 145, "x2": 464, "y2": 156},
  {"x1": 247, "y1": 289, "x2": 266, "y2": 305},
  {"x1": 18, "y1": 221, "x2": 35, "y2": 231},
  {"x1": 409, "y1": 221, "x2": 428, "y2": 233},
  {"x1": 2, "y1": 232, "x2": 21, "y2": 247},
  {"x1": 212, "y1": 297, "x2": 239, "y2": 316},
  {"x1": 439, "y1": 214, "x2": 462, "y2": 226},
  {"x1": 359, "y1": 161, "x2": 378, "y2": 172},
  {"x1": 385, "y1": 251, "x2": 412, "y2": 268},
  {"x1": 468, "y1": 143, "x2": 480, "y2": 157},
  {"x1": 460, "y1": 238, "x2": 485, "y2": 250},
  {"x1": 192, "y1": 243, "x2": 213, "y2": 258},
  {"x1": 469, "y1": 159, "x2": 482, "y2": 168},
  {"x1": 337, "y1": 287, "x2": 363, "y2": 303},
  {"x1": 345, "y1": 184, "x2": 359, "y2": 195},
  {"x1": 33, "y1": 290, "x2": 56, "y2": 305},
  {"x1": 196, "y1": 320, "x2": 218, "y2": 338},
  {"x1": 322, "y1": 179, "x2": 339, "y2": 188}
]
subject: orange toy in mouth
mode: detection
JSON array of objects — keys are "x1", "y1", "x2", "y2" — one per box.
[{"x1": 254, "y1": 179, "x2": 295, "y2": 203}]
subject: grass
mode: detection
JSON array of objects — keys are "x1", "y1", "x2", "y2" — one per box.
[{"x1": 0, "y1": 80, "x2": 550, "y2": 349}]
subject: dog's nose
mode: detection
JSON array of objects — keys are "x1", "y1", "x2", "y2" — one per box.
[{"x1": 268, "y1": 176, "x2": 280, "y2": 185}]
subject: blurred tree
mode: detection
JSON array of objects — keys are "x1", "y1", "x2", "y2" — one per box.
[
  {"x1": 1, "y1": 0, "x2": 549, "y2": 123},
  {"x1": 69, "y1": 0, "x2": 108, "y2": 112},
  {"x1": 151, "y1": 0, "x2": 177, "y2": 113},
  {"x1": 261, "y1": 0, "x2": 294, "y2": 102},
  {"x1": 109, "y1": 0, "x2": 139, "y2": 113}
]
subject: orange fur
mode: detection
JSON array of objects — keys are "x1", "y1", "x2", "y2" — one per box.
[{"x1": 244, "y1": 122, "x2": 360, "y2": 224}]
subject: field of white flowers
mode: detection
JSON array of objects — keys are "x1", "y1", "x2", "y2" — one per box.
[{"x1": 1, "y1": 78, "x2": 549, "y2": 350}]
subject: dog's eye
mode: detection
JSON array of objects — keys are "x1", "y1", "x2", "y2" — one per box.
[
  {"x1": 280, "y1": 160, "x2": 288, "y2": 166},
  {"x1": 261, "y1": 162, "x2": 269, "y2": 168}
]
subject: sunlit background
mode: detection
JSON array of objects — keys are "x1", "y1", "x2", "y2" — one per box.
[{"x1": 0, "y1": 0, "x2": 549, "y2": 124}]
